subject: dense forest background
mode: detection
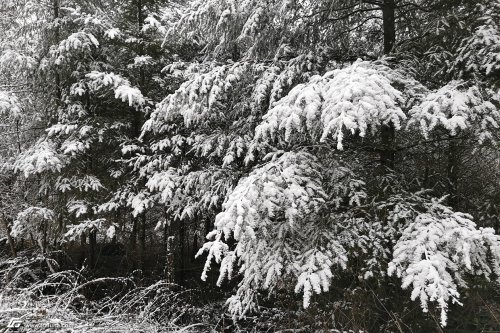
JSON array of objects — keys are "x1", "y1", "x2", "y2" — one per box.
[{"x1": 0, "y1": 0, "x2": 499, "y2": 331}]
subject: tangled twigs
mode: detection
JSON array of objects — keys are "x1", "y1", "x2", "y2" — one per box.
[{"x1": 0, "y1": 255, "x2": 213, "y2": 332}]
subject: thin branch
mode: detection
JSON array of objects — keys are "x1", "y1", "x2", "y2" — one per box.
[{"x1": 326, "y1": 7, "x2": 381, "y2": 22}]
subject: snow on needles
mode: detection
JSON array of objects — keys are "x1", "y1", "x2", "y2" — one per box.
[
  {"x1": 197, "y1": 151, "x2": 348, "y2": 316},
  {"x1": 85, "y1": 71, "x2": 146, "y2": 107},
  {"x1": 389, "y1": 199, "x2": 500, "y2": 326},
  {"x1": 255, "y1": 60, "x2": 405, "y2": 149},
  {"x1": 408, "y1": 80, "x2": 499, "y2": 142}
]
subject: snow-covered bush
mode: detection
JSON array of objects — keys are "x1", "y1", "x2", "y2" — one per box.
[
  {"x1": 10, "y1": 207, "x2": 56, "y2": 253},
  {"x1": 389, "y1": 198, "x2": 500, "y2": 326}
]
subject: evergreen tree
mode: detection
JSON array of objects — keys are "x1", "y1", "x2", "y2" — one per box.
[{"x1": 0, "y1": 0, "x2": 499, "y2": 330}]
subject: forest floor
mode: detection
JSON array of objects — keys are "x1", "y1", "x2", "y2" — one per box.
[
  {"x1": 0, "y1": 254, "x2": 219, "y2": 333},
  {"x1": 0, "y1": 295, "x2": 210, "y2": 332}
]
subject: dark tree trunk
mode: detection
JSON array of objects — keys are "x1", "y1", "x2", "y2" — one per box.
[
  {"x1": 130, "y1": 217, "x2": 137, "y2": 248},
  {"x1": 52, "y1": 0, "x2": 62, "y2": 110},
  {"x1": 382, "y1": 0, "x2": 396, "y2": 55},
  {"x1": 79, "y1": 233, "x2": 87, "y2": 267},
  {"x1": 89, "y1": 230, "x2": 97, "y2": 268},
  {"x1": 191, "y1": 233, "x2": 198, "y2": 263},
  {"x1": 447, "y1": 137, "x2": 459, "y2": 208},
  {"x1": 166, "y1": 236, "x2": 174, "y2": 283},
  {"x1": 42, "y1": 222, "x2": 48, "y2": 254},
  {"x1": 1, "y1": 215, "x2": 17, "y2": 258},
  {"x1": 139, "y1": 213, "x2": 146, "y2": 270},
  {"x1": 380, "y1": 123, "x2": 395, "y2": 169},
  {"x1": 380, "y1": 0, "x2": 396, "y2": 170},
  {"x1": 132, "y1": 0, "x2": 145, "y2": 138},
  {"x1": 178, "y1": 223, "x2": 186, "y2": 284},
  {"x1": 163, "y1": 210, "x2": 175, "y2": 282},
  {"x1": 56, "y1": 214, "x2": 64, "y2": 249}
]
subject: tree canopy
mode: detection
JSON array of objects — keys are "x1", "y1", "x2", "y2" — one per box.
[{"x1": 1, "y1": 0, "x2": 499, "y2": 330}]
